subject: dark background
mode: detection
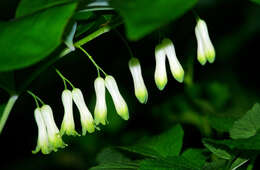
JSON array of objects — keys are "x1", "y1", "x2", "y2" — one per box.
[{"x1": 1, "y1": 0, "x2": 260, "y2": 169}]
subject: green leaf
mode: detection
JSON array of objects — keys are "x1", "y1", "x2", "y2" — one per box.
[
  {"x1": 90, "y1": 148, "x2": 138, "y2": 170},
  {"x1": 230, "y1": 157, "x2": 248, "y2": 170},
  {"x1": 203, "y1": 135, "x2": 260, "y2": 151},
  {"x1": 209, "y1": 115, "x2": 236, "y2": 133},
  {"x1": 111, "y1": 0, "x2": 197, "y2": 40},
  {"x1": 230, "y1": 103, "x2": 260, "y2": 139},
  {"x1": 121, "y1": 124, "x2": 184, "y2": 158},
  {"x1": 96, "y1": 148, "x2": 132, "y2": 164},
  {"x1": 139, "y1": 157, "x2": 197, "y2": 170},
  {"x1": 203, "y1": 160, "x2": 227, "y2": 170},
  {"x1": 0, "y1": 3, "x2": 77, "y2": 71},
  {"x1": 16, "y1": 0, "x2": 75, "y2": 17},
  {"x1": 250, "y1": 0, "x2": 260, "y2": 5},
  {"x1": 202, "y1": 139, "x2": 233, "y2": 160},
  {"x1": 119, "y1": 145, "x2": 162, "y2": 158},
  {"x1": 90, "y1": 163, "x2": 138, "y2": 170},
  {"x1": 181, "y1": 149, "x2": 206, "y2": 169}
]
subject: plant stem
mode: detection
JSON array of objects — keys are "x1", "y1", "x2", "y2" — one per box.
[
  {"x1": 77, "y1": 45, "x2": 107, "y2": 76},
  {"x1": 0, "y1": 95, "x2": 19, "y2": 134},
  {"x1": 27, "y1": 90, "x2": 45, "y2": 105},
  {"x1": 55, "y1": 69, "x2": 75, "y2": 89},
  {"x1": 19, "y1": 26, "x2": 111, "y2": 93},
  {"x1": 74, "y1": 26, "x2": 110, "y2": 47}
]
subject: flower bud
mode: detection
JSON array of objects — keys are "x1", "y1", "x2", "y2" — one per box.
[
  {"x1": 41, "y1": 105, "x2": 67, "y2": 151},
  {"x1": 195, "y1": 19, "x2": 215, "y2": 63},
  {"x1": 195, "y1": 27, "x2": 207, "y2": 65},
  {"x1": 105, "y1": 75, "x2": 129, "y2": 120},
  {"x1": 94, "y1": 77, "x2": 107, "y2": 125},
  {"x1": 154, "y1": 44, "x2": 168, "y2": 90},
  {"x1": 162, "y1": 38, "x2": 184, "y2": 83},
  {"x1": 32, "y1": 108, "x2": 50, "y2": 154},
  {"x1": 72, "y1": 88, "x2": 95, "y2": 135},
  {"x1": 129, "y1": 58, "x2": 148, "y2": 104},
  {"x1": 60, "y1": 90, "x2": 79, "y2": 136}
]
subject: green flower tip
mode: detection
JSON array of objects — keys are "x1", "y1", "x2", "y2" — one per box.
[
  {"x1": 136, "y1": 88, "x2": 148, "y2": 104},
  {"x1": 198, "y1": 54, "x2": 207, "y2": 65},
  {"x1": 81, "y1": 121, "x2": 95, "y2": 135},
  {"x1": 94, "y1": 109, "x2": 107, "y2": 126},
  {"x1": 155, "y1": 78, "x2": 167, "y2": 91},
  {"x1": 173, "y1": 69, "x2": 184, "y2": 83}
]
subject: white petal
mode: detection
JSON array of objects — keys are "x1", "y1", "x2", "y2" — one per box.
[
  {"x1": 196, "y1": 19, "x2": 215, "y2": 63},
  {"x1": 105, "y1": 75, "x2": 129, "y2": 120},
  {"x1": 72, "y1": 88, "x2": 95, "y2": 135},
  {"x1": 41, "y1": 105, "x2": 66, "y2": 150},
  {"x1": 154, "y1": 44, "x2": 168, "y2": 90},
  {"x1": 195, "y1": 26, "x2": 207, "y2": 65},
  {"x1": 60, "y1": 90, "x2": 79, "y2": 136},
  {"x1": 129, "y1": 58, "x2": 148, "y2": 104},
  {"x1": 32, "y1": 108, "x2": 50, "y2": 154},
  {"x1": 162, "y1": 38, "x2": 184, "y2": 83},
  {"x1": 94, "y1": 77, "x2": 107, "y2": 125}
]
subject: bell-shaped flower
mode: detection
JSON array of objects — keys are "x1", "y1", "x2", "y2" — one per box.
[
  {"x1": 72, "y1": 88, "x2": 95, "y2": 135},
  {"x1": 32, "y1": 108, "x2": 51, "y2": 154},
  {"x1": 60, "y1": 90, "x2": 79, "y2": 136},
  {"x1": 129, "y1": 58, "x2": 148, "y2": 104},
  {"x1": 154, "y1": 44, "x2": 168, "y2": 90},
  {"x1": 195, "y1": 19, "x2": 215, "y2": 64},
  {"x1": 162, "y1": 38, "x2": 185, "y2": 83},
  {"x1": 105, "y1": 75, "x2": 129, "y2": 120},
  {"x1": 94, "y1": 77, "x2": 107, "y2": 125},
  {"x1": 41, "y1": 105, "x2": 67, "y2": 151}
]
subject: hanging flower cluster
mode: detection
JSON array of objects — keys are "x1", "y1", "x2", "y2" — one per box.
[{"x1": 30, "y1": 17, "x2": 215, "y2": 154}]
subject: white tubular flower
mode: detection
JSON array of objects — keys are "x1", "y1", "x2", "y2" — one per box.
[
  {"x1": 94, "y1": 77, "x2": 107, "y2": 125},
  {"x1": 105, "y1": 75, "x2": 129, "y2": 120},
  {"x1": 162, "y1": 38, "x2": 185, "y2": 83},
  {"x1": 41, "y1": 105, "x2": 67, "y2": 151},
  {"x1": 129, "y1": 58, "x2": 148, "y2": 104},
  {"x1": 32, "y1": 108, "x2": 50, "y2": 154},
  {"x1": 60, "y1": 90, "x2": 79, "y2": 136},
  {"x1": 195, "y1": 19, "x2": 215, "y2": 63},
  {"x1": 195, "y1": 27, "x2": 207, "y2": 65},
  {"x1": 72, "y1": 88, "x2": 95, "y2": 135},
  {"x1": 154, "y1": 44, "x2": 168, "y2": 90}
]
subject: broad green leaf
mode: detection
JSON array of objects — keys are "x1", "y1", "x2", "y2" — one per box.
[
  {"x1": 16, "y1": 0, "x2": 75, "y2": 17},
  {"x1": 209, "y1": 115, "x2": 236, "y2": 133},
  {"x1": 250, "y1": 0, "x2": 260, "y2": 5},
  {"x1": 111, "y1": 0, "x2": 197, "y2": 40},
  {"x1": 96, "y1": 148, "x2": 131, "y2": 164},
  {"x1": 146, "y1": 124, "x2": 184, "y2": 157},
  {"x1": 121, "y1": 124, "x2": 184, "y2": 158},
  {"x1": 119, "y1": 145, "x2": 161, "y2": 158},
  {"x1": 202, "y1": 139, "x2": 233, "y2": 160},
  {"x1": 0, "y1": 72, "x2": 15, "y2": 94},
  {"x1": 230, "y1": 157, "x2": 248, "y2": 170},
  {"x1": 0, "y1": 3, "x2": 77, "y2": 71},
  {"x1": 203, "y1": 135, "x2": 260, "y2": 151},
  {"x1": 203, "y1": 160, "x2": 227, "y2": 170},
  {"x1": 139, "y1": 157, "x2": 197, "y2": 170},
  {"x1": 230, "y1": 103, "x2": 260, "y2": 139},
  {"x1": 90, "y1": 162, "x2": 138, "y2": 170},
  {"x1": 90, "y1": 148, "x2": 137, "y2": 170},
  {"x1": 181, "y1": 149, "x2": 206, "y2": 169}
]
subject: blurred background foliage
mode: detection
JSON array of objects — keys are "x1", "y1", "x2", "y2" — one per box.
[{"x1": 0, "y1": 0, "x2": 260, "y2": 169}]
